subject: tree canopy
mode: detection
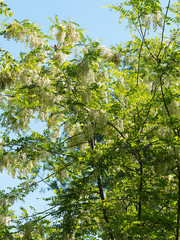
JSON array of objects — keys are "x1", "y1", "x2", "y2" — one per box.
[{"x1": 0, "y1": 0, "x2": 180, "y2": 239}]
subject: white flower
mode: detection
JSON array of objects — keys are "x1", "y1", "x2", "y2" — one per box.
[
  {"x1": 78, "y1": 69, "x2": 95, "y2": 85},
  {"x1": 20, "y1": 153, "x2": 26, "y2": 162},
  {"x1": 53, "y1": 51, "x2": 67, "y2": 65},
  {"x1": 168, "y1": 101, "x2": 180, "y2": 117},
  {"x1": 153, "y1": 11, "x2": 163, "y2": 31},
  {"x1": 50, "y1": 128, "x2": 61, "y2": 143},
  {"x1": 11, "y1": 170, "x2": 16, "y2": 178},
  {"x1": 90, "y1": 109, "x2": 107, "y2": 126},
  {"x1": 114, "y1": 119, "x2": 124, "y2": 131},
  {"x1": 74, "y1": 48, "x2": 79, "y2": 58},
  {"x1": 29, "y1": 35, "x2": 44, "y2": 48},
  {"x1": 41, "y1": 76, "x2": 51, "y2": 87},
  {"x1": 144, "y1": 14, "x2": 151, "y2": 28},
  {"x1": 56, "y1": 27, "x2": 66, "y2": 42},
  {"x1": 168, "y1": 175, "x2": 173, "y2": 181},
  {"x1": 99, "y1": 45, "x2": 114, "y2": 61},
  {"x1": 54, "y1": 95, "x2": 62, "y2": 102},
  {"x1": 50, "y1": 27, "x2": 55, "y2": 36},
  {"x1": 86, "y1": 70, "x2": 95, "y2": 84},
  {"x1": 157, "y1": 126, "x2": 172, "y2": 139},
  {"x1": 66, "y1": 24, "x2": 80, "y2": 45},
  {"x1": 175, "y1": 147, "x2": 180, "y2": 160},
  {"x1": 0, "y1": 216, "x2": 11, "y2": 226},
  {"x1": 19, "y1": 33, "x2": 25, "y2": 42},
  {"x1": 80, "y1": 90, "x2": 91, "y2": 104}
]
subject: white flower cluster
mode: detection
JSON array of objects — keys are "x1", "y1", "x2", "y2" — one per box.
[
  {"x1": 14, "y1": 65, "x2": 51, "y2": 88},
  {"x1": 80, "y1": 90, "x2": 91, "y2": 104},
  {"x1": 50, "y1": 27, "x2": 55, "y2": 36},
  {"x1": 0, "y1": 155, "x2": 12, "y2": 173},
  {"x1": 89, "y1": 109, "x2": 108, "y2": 127},
  {"x1": 143, "y1": 14, "x2": 151, "y2": 29},
  {"x1": 4, "y1": 21, "x2": 26, "y2": 42},
  {"x1": 56, "y1": 26, "x2": 66, "y2": 43},
  {"x1": 38, "y1": 111, "x2": 49, "y2": 122},
  {"x1": 64, "y1": 110, "x2": 107, "y2": 148},
  {"x1": 66, "y1": 24, "x2": 80, "y2": 45},
  {"x1": 0, "y1": 149, "x2": 42, "y2": 177},
  {"x1": 49, "y1": 126, "x2": 61, "y2": 143},
  {"x1": 53, "y1": 51, "x2": 67, "y2": 65},
  {"x1": 168, "y1": 174, "x2": 173, "y2": 181},
  {"x1": 153, "y1": 11, "x2": 163, "y2": 31},
  {"x1": 141, "y1": 11, "x2": 163, "y2": 31},
  {"x1": 78, "y1": 69, "x2": 95, "y2": 86},
  {"x1": 99, "y1": 45, "x2": 114, "y2": 61},
  {"x1": 0, "y1": 215, "x2": 11, "y2": 226},
  {"x1": 64, "y1": 232, "x2": 75, "y2": 240},
  {"x1": 168, "y1": 101, "x2": 180, "y2": 117},
  {"x1": 64, "y1": 122, "x2": 87, "y2": 149},
  {"x1": 21, "y1": 181, "x2": 32, "y2": 194},
  {"x1": 1, "y1": 108, "x2": 31, "y2": 133},
  {"x1": 64, "y1": 121, "x2": 76, "y2": 137},
  {"x1": 157, "y1": 126, "x2": 172, "y2": 139},
  {"x1": 3, "y1": 21, "x2": 45, "y2": 48},
  {"x1": 29, "y1": 35, "x2": 44, "y2": 49},
  {"x1": 114, "y1": 119, "x2": 124, "y2": 132},
  {"x1": 47, "y1": 113, "x2": 63, "y2": 127},
  {"x1": 174, "y1": 147, "x2": 180, "y2": 161},
  {"x1": 2, "y1": 90, "x2": 60, "y2": 133},
  {"x1": 55, "y1": 23, "x2": 80, "y2": 45},
  {"x1": 17, "y1": 109, "x2": 34, "y2": 130},
  {"x1": 1, "y1": 192, "x2": 17, "y2": 206},
  {"x1": 99, "y1": 45, "x2": 121, "y2": 65},
  {"x1": 38, "y1": 91, "x2": 54, "y2": 107}
]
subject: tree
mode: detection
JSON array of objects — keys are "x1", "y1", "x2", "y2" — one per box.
[{"x1": 0, "y1": 0, "x2": 179, "y2": 239}]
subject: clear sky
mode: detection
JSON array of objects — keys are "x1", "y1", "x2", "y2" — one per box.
[
  {"x1": 2, "y1": 0, "x2": 130, "y2": 51},
  {"x1": 0, "y1": 0, "x2": 131, "y2": 218}
]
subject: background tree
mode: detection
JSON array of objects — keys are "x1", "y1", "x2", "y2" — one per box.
[{"x1": 0, "y1": 0, "x2": 179, "y2": 239}]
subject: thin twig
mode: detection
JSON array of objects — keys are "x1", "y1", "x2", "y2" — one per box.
[
  {"x1": 137, "y1": 15, "x2": 157, "y2": 61},
  {"x1": 156, "y1": 0, "x2": 171, "y2": 59},
  {"x1": 36, "y1": 161, "x2": 75, "y2": 185},
  {"x1": 107, "y1": 121, "x2": 126, "y2": 139},
  {"x1": 136, "y1": 38, "x2": 144, "y2": 86}
]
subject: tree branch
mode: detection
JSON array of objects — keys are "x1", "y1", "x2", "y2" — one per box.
[{"x1": 156, "y1": 0, "x2": 171, "y2": 59}]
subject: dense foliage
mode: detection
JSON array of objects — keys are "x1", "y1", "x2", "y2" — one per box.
[{"x1": 0, "y1": 0, "x2": 180, "y2": 239}]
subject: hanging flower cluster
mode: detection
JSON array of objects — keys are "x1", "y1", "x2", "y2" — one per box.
[
  {"x1": 54, "y1": 22, "x2": 80, "y2": 46},
  {"x1": 141, "y1": 11, "x2": 163, "y2": 31},
  {"x1": 98, "y1": 45, "x2": 121, "y2": 65},
  {"x1": 55, "y1": 26, "x2": 66, "y2": 43},
  {"x1": 0, "y1": 215, "x2": 11, "y2": 226},
  {"x1": 3, "y1": 20, "x2": 46, "y2": 48}
]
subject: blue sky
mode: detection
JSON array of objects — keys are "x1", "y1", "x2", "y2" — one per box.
[
  {"x1": 3, "y1": 0, "x2": 130, "y2": 48},
  {"x1": 0, "y1": 0, "x2": 130, "y2": 218}
]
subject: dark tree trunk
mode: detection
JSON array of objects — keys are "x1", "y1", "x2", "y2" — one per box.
[
  {"x1": 138, "y1": 161, "x2": 143, "y2": 221},
  {"x1": 97, "y1": 175, "x2": 114, "y2": 240},
  {"x1": 176, "y1": 167, "x2": 180, "y2": 240}
]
